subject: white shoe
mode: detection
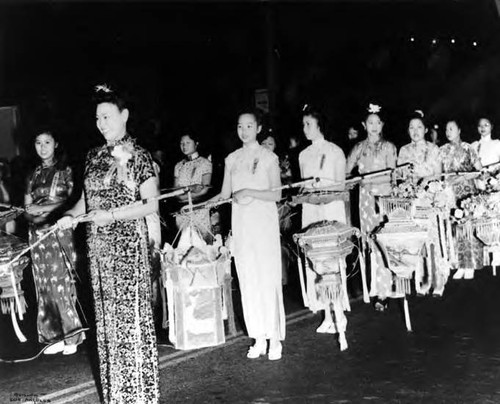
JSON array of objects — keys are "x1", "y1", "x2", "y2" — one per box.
[
  {"x1": 43, "y1": 341, "x2": 64, "y2": 355},
  {"x1": 63, "y1": 344, "x2": 78, "y2": 355},
  {"x1": 464, "y1": 268, "x2": 475, "y2": 280},
  {"x1": 316, "y1": 320, "x2": 334, "y2": 333},
  {"x1": 453, "y1": 269, "x2": 465, "y2": 279},
  {"x1": 268, "y1": 342, "x2": 282, "y2": 361},
  {"x1": 339, "y1": 333, "x2": 348, "y2": 352},
  {"x1": 246, "y1": 340, "x2": 266, "y2": 359}
]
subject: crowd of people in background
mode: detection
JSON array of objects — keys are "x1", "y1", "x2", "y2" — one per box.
[{"x1": 1, "y1": 83, "x2": 499, "y2": 403}]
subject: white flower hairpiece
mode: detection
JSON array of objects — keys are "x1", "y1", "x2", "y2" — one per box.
[
  {"x1": 368, "y1": 103, "x2": 381, "y2": 114},
  {"x1": 95, "y1": 84, "x2": 112, "y2": 93},
  {"x1": 415, "y1": 109, "x2": 424, "y2": 117}
]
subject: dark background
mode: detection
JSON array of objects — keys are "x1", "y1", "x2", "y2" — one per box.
[{"x1": 0, "y1": 0, "x2": 499, "y2": 169}]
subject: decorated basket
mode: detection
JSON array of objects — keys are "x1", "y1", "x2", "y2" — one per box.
[
  {"x1": 293, "y1": 220, "x2": 361, "y2": 310},
  {"x1": 377, "y1": 197, "x2": 413, "y2": 221},
  {"x1": 293, "y1": 220, "x2": 360, "y2": 260},
  {"x1": 0, "y1": 235, "x2": 29, "y2": 315},
  {"x1": 374, "y1": 211, "x2": 428, "y2": 280},
  {"x1": 161, "y1": 237, "x2": 230, "y2": 351},
  {"x1": 473, "y1": 216, "x2": 500, "y2": 247}
]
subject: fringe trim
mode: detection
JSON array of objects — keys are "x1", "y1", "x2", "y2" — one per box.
[
  {"x1": 393, "y1": 277, "x2": 411, "y2": 296},
  {"x1": 1, "y1": 295, "x2": 26, "y2": 315},
  {"x1": 316, "y1": 281, "x2": 343, "y2": 307},
  {"x1": 456, "y1": 221, "x2": 474, "y2": 240}
]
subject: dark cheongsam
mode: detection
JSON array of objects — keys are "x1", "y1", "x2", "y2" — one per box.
[
  {"x1": 84, "y1": 135, "x2": 159, "y2": 404},
  {"x1": 26, "y1": 164, "x2": 84, "y2": 346}
]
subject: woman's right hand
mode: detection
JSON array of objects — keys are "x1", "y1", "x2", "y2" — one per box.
[
  {"x1": 25, "y1": 204, "x2": 47, "y2": 217},
  {"x1": 57, "y1": 215, "x2": 75, "y2": 230}
]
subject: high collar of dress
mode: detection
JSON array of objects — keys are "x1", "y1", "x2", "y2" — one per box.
[
  {"x1": 106, "y1": 133, "x2": 133, "y2": 154},
  {"x1": 107, "y1": 133, "x2": 132, "y2": 148},
  {"x1": 244, "y1": 141, "x2": 260, "y2": 151},
  {"x1": 186, "y1": 152, "x2": 199, "y2": 161},
  {"x1": 41, "y1": 159, "x2": 57, "y2": 168},
  {"x1": 312, "y1": 137, "x2": 326, "y2": 146},
  {"x1": 411, "y1": 140, "x2": 426, "y2": 148}
]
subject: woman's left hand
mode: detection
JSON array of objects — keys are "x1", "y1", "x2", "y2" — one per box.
[
  {"x1": 232, "y1": 189, "x2": 252, "y2": 204},
  {"x1": 90, "y1": 209, "x2": 114, "y2": 227}
]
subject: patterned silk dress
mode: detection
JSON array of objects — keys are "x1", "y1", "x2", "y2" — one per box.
[
  {"x1": 397, "y1": 140, "x2": 441, "y2": 179},
  {"x1": 439, "y1": 141, "x2": 483, "y2": 271},
  {"x1": 346, "y1": 138, "x2": 397, "y2": 299},
  {"x1": 226, "y1": 143, "x2": 285, "y2": 341},
  {"x1": 174, "y1": 153, "x2": 212, "y2": 239},
  {"x1": 26, "y1": 164, "x2": 84, "y2": 347},
  {"x1": 84, "y1": 135, "x2": 159, "y2": 404}
]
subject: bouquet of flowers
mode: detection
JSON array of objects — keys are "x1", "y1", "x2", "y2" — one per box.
[
  {"x1": 391, "y1": 180, "x2": 418, "y2": 199},
  {"x1": 451, "y1": 194, "x2": 486, "y2": 223},
  {"x1": 475, "y1": 169, "x2": 500, "y2": 193},
  {"x1": 415, "y1": 179, "x2": 455, "y2": 209},
  {"x1": 451, "y1": 192, "x2": 500, "y2": 223}
]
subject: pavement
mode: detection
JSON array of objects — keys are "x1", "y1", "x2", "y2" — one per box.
[{"x1": 1, "y1": 266, "x2": 500, "y2": 403}]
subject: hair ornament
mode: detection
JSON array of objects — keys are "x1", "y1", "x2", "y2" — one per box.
[
  {"x1": 95, "y1": 84, "x2": 112, "y2": 93},
  {"x1": 368, "y1": 103, "x2": 381, "y2": 114},
  {"x1": 415, "y1": 109, "x2": 424, "y2": 117}
]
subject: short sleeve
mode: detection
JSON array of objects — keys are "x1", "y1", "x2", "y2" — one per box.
[
  {"x1": 174, "y1": 161, "x2": 182, "y2": 179},
  {"x1": 224, "y1": 152, "x2": 235, "y2": 173},
  {"x1": 25, "y1": 169, "x2": 36, "y2": 196},
  {"x1": 397, "y1": 145, "x2": 410, "y2": 166},
  {"x1": 63, "y1": 166, "x2": 74, "y2": 192},
  {"x1": 200, "y1": 158, "x2": 212, "y2": 176},
  {"x1": 346, "y1": 142, "x2": 362, "y2": 174},
  {"x1": 134, "y1": 148, "x2": 156, "y2": 186},
  {"x1": 468, "y1": 143, "x2": 480, "y2": 167}
]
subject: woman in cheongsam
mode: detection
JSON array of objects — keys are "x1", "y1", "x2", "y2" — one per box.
[
  {"x1": 58, "y1": 85, "x2": 160, "y2": 404},
  {"x1": 471, "y1": 116, "x2": 500, "y2": 168},
  {"x1": 174, "y1": 132, "x2": 213, "y2": 242},
  {"x1": 209, "y1": 109, "x2": 285, "y2": 361},
  {"x1": 24, "y1": 130, "x2": 85, "y2": 355},
  {"x1": 346, "y1": 103, "x2": 397, "y2": 311},
  {"x1": 298, "y1": 105, "x2": 349, "y2": 349},
  {"x1": 397, "y1": 111, "x2": 441, "y2": 180},
  {"x1": 398, "y1": 111, "x2": 444, "y2": 295},
  {"x1": 439, "y1": 119, "x2": 483, "y2": 280}
]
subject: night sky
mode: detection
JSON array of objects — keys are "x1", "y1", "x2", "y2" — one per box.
[{"x1": 0, "y1": 0, "x2": 498, "y2": 161}]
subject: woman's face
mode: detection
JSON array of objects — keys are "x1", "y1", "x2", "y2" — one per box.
[
  {"x1": 408, "y1": 118, "x2": 427, "y2": 143},
  {"x1": 302, "y1": 115, "x2": 322, "y2": 141},
  {"x1": 364, "y1": 114, "x2": 384, "y2": 137},
  {"x1": 96, "y1": 102, "x2": 128, "y2": 143},
  {"x1": 237, "y1": 113, "x2": 261, "y2": 144},
  {"x1": 478, "y1": 118, "x2": 493, "y2": 138},
  {"x1": 261, "y1": 136, "x2": 276, "y2": 152},
  {"x1": 35, "y1": 133, "x2": 57, "y2": 163},
  {"x1": 180, "y1": 135, "x2": 198, "y2": 156},
  {"x1": 446, "y1": 121, "x2": 461, "y2": 143}
]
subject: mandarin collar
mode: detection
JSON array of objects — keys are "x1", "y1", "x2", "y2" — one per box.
[
  {"x1": 186, "y1": 151, "x2": 200, "y2": 161},
  {"x1": 312, "y1": 137, "x2": 326, "y2": 146}
]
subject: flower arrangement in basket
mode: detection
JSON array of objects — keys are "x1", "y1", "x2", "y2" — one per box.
[
  {"x1": 415, "y1": 179, "x2": 455, "y2": 210},
  {"x1": 475, "y1": 169, "x2": 500, "y2": 194},
  {"x1": 391, "y1": 180, "x2": 418, "y2": 199},
  {"x1": 450, "y1": 192, "x2": 500, "y2": 223}
]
